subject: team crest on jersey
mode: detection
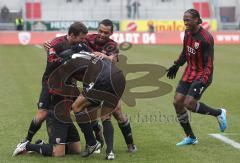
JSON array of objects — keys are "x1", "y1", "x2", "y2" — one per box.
[
  {"x1": 38, "y1": 102, "x2": 43, "y2": 108},
  {"x1": 194, "y1": 42, "x2": 199, "y2": 49},
  {"x1": 18, "y1": 32, "x2": 31, "y2": 45},
  {"x1": 56, "y1": 138, "x2": 61, "y2": 144}
]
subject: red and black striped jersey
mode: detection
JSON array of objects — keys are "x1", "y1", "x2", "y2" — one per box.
[
  {"x1": 85, "y1": 34, "x2": 119, "y2": 57},
  {"x1": 175, "y1": 27, "x2": 214, "y2": 84},
  {"x1": 42, "y1": 35, "x2": 67, "y2": 83}
]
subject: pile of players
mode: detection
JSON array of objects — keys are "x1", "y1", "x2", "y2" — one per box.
[{"x1": 12, "y1": 19, "x2": 137, "y2": 160}]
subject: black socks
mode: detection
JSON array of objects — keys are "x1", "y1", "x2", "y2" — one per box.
[
  {"x1": 177, "y1": 111, "x2": 196, "y2": 139},
  {"x1": 26, "y1": 143, "x2": 53, "y2": 156},
  {"x1": 103, "y1": 120, "x2": 114, "y2": 153},
  {"x1": 195, "y1": 102, "x2": 221, "y2": 117},
  {"x1": 26, "y1": 118, "x2": 42, "y2": 142},
  {"x1": 118, "y1": 119, "x2": 134, "y2": 145}
]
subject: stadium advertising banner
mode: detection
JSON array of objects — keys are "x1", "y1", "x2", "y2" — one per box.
[
  {"x1": 0, "y1": 31, "x2": 240, "y2": 45},
  {"x1": 120, "y1": 19, "x2": 217, "y2": 32},
  {"x1": 26, "y1": 21, "x2": 120, "y2": 31}
]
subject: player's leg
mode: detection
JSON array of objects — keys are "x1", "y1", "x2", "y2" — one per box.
[
  {"x1": 72, "y1": 94, "x2": 91, "y2": 113},
  {"x1": 184, "y1": 81, "x2": 227, "y2": 132},
  {"x1": 72, "y1": 94, "x2": 100, "y2": 157},
  {"x1": 13, "y1": 83, "x2": 50, "y2": 153},
  {"x1": 42, "y1": 110, "x2": 67, "y2": 157},
  {"x1": 12, "y1": 140, "x2": 54, "y2": 157},
  {"x1": 98, "y1": 70, "x2": 126, "y2": 159},
  {"x1": 67, "y1": 142, "x2": 81, "y2": 154},
  {"x1": 174, "y1": 81, "x2": 197, "y2": 146},
  {"x1": 13, "y1": 111, "x2": 67, "y2": 157},
  {"x1": 113, "y1": 101, "x2": 137, "y2": 153},
  {"x1": 91, "y1": 120, "x2": 104, "y2": 149},
  {"x1": 65, "y1": 121, "x2": 81, "y2": 154},
  {"x1": 25, "y1": 109, "x2": 48, "y2": 142},
  {"x1": 101, "y1": 114, "x2": 115, "y2": 160},
  {"x1": 23, "y1": 142, "x2": 65, "y2": 157},
  {"x1": 25, "y1": 83, "x2": 50, "y2": 142},
  {"x1": 13, "y1": 143, "x2": 65, "y2": 157}
]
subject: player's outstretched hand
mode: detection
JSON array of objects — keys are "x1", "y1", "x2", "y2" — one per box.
[{"x1": 167, "y1": 64, "x2": 179, "y2": 79}]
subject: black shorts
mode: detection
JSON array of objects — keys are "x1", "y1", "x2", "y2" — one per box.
[
  {"x1": 95, "y1": 71, "x2": 125, "y2": 96},
  {"x1": 84, "y1": 71, "x2": 126, "y2": 108},
  {"x1": 37, "y1": 82, "x2": 51, "y2": 110},
  {"x1": 176, "y1": 80, "x2": 210, "y2": 100},
  {"x1": 46, "y1": 110, "x2": 80, "y2": 145}
]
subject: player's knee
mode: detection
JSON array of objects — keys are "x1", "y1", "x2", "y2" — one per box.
[
  {"x1": 101, "y1": 114, "x2": 112, "y2": 121},
  {"x1": 67, "y1": 142, "x2": 81, "y2": 154},
  {"x1": 173, "y1": 97, "x2": 184, "y2": 108},
  {"x1": 71, "y1": 103, "x2": 78, "y2": 112},
  {"x1": 184, "y1": 99, "x2": 195, "y2": 112},
  {"x1": 112, "y1": 106, "x2": 127, "y2": 123},
  {"x1": 72, "y1": 103, "x2": 82, "y2": 113},
  {"x1": 36, "y1": 109, "x2": 48, "y2": 123}
]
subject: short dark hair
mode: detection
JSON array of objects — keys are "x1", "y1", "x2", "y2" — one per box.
[
  {"x1": 185, "y1": 9, "x2": 202, "y2": 24},
  {"x1": 99, "y1": 19, "x2": 114, "y2": 32},
  {"x1": 68, "y1": 21, "x2": 88, "y2": 36}
]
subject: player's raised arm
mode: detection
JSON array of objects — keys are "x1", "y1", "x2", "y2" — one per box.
[{"x1": 167, "y1": 32, "x2": 187, "y2": 79}]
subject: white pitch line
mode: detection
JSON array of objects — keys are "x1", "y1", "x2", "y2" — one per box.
[
  {"x1": 35, "y1": 45, "x2": 43, "y2": 49},
  {"x1": 221, "y1": 133, "x2": 239, "y2": 136},
  {"x1": 209, "y1": 133, "x2": 240, "y2": 149}
]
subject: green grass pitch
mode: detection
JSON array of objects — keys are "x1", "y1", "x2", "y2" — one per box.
[{"x1": 0, "y1": 44, "x2": 239, "y2": 163}]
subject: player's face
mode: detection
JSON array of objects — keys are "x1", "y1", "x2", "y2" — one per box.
[
  {"x1": 69, "y1": 33, "x2": 86, "y2": 45},
  {"x1": 183, "y1": 12, "x2": 198, "y2": 33},
  {"x1": 96, "y1": 24, "x2": 113, "y2": 44}
]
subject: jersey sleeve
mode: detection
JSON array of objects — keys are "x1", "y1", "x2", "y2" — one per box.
[{"x1": 175, "y1": 33, "x2": 187, "y2": 66}]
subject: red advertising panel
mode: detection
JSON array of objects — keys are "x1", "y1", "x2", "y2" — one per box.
[
  {"x1": 26, "y1": 2, "x2": 41, "y2": 19},
  {"x1": 193, "y1": 2, "x2": 211, "y2": 18},
  {"x1": 0, "y1": 31, "x2": 239, "y2": 45},
  {"x1": 0, "y1": 32, "x2": 64, "y2": 45}
]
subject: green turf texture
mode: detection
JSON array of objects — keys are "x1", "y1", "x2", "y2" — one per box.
[{"x1": 0, "y1": 45, "x2": 239, "y2": 163}]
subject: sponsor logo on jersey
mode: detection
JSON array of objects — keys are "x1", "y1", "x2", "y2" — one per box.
[{"x1": 187, "y1": 46, "x2": 196, "y2": 55}]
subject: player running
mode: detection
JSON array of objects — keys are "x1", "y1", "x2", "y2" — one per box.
[{"x1": 166, "y1": 9, "x2": 227, "y2": 146}]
